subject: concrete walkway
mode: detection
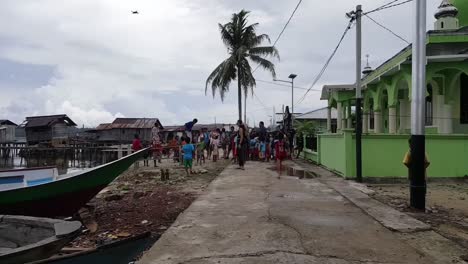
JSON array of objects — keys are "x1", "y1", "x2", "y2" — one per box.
[{"x1": 138, "y1": 162, "x2": 435, "y2": 264}]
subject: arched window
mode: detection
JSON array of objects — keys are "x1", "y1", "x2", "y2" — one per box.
[
  {"x1": 425, "y1": 84, "x2": 433, "y2": 126},
  {"x1": 369, "y1": 101, "x2": 375, "y2": 130},
  {"x1": 441, "y1": 22, "x2": 444, "y2": 29}
]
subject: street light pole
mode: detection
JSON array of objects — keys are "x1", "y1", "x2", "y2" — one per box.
[
  {"x1": 410, "y1": 0, "x2": 427, "y2": 210},
  {"x1": 274, "y1": 74, "x2": 297, "y2": 126}
]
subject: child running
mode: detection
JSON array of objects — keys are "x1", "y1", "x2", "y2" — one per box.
[
  {"x1": 181, "y1": 137, "x2": 195, "y2": 176},
  {"x1": 275, "y1": 134, "x2": 287, "y2": 177}
]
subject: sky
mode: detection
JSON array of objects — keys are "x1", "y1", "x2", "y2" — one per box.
[{"x1": 0, "y1": 0, "x2": 444, "y2": 127}]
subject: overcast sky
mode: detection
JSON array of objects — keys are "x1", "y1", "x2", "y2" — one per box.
[{"x1": 0, "y1": 0, "x2": 444, "y2": 127}]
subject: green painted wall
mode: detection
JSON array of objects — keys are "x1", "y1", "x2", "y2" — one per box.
[
  {"x1": 452, "y1": 0, "x2": 468, "y2": 27},
  {"x1": 317, "y1": 134, "x2": 346, "y2": 176},
  {"x1": 309, "y1": 132, "x2": 468, "y2": 179},
  {"x1": 302, "y1": 149, "x2": 319, "y2": 163}
]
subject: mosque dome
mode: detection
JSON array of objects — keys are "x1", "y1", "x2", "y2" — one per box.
[
  {"x1": 452, "y1": 0, "x2": 468, "y2": 27},
  {"x1": 435, "y1": 0, "x2": 458, "y2": 19}
]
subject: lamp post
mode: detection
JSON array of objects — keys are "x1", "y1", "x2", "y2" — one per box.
[{"x1": 274, "y1": 74, "x2": 298, "y2": 125}]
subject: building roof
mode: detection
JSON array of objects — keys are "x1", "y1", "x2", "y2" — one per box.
[
  {"x1": 0, "y1": 120, "x2": 17, "y2": 126},
  {"x1": 95, "y1": 118, "x2": 163, "y2": 130},
  {"x1": 320, "y1": 84, "x2": 355, "y2": 100},
  {"x1": 23, "y1": 114, "x2": 77, "y2": 128},
  {"x1": 296, "y1": 107, "x2": 337, "y2": 120},
  {"x1": 163, "y1": 124, "x2": 228, "y2": 132}
]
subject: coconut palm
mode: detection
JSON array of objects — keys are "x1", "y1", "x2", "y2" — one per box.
[{"x1": 206, "y1": 10, "x2": 279, "y2": 121}]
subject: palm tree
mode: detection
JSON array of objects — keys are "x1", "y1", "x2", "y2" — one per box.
[{"x1": 206, "y1": 10, "x2": 279, "y2": 121}]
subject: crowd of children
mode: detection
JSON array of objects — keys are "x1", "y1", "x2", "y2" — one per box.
[{"x1": 131, "y1": 120, "x2": 296, "y2": 176}]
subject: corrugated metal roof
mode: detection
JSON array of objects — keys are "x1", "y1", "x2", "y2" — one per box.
[
  {"x1": 0, "y1": 120, "x2": 17, "y2": 126},
  {"x1": 296, "y1": 107, "x2": 337, "y2": 120},
  {"x1": 23, "y1": 114, "x2": 77, "y2": 128},
  {"x1": 96, "y1": 118, "x2": 163, "y2": 130}
]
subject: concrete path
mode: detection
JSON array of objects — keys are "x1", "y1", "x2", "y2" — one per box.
[{"x1": 138, "y1": 162, "x2": 435, "y2": 264}]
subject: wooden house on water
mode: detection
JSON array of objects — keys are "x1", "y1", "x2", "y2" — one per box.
[
  {"x1": 92, "y1": 118, "x2": 163, "y2": 144},
  {"x1": 21, "y1": 115, "x2": 77, "y2": 145},
  {"x1": 0, "y1": 120, "x2": 17, "y2": 143}
]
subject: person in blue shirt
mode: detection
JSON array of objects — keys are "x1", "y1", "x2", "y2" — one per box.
[
  {"x1": 184, "y1": 118, "x2": 198, "y2": 142},
  {"x1": 182, "y1": 137, "x2": 195, "y2": 176}
]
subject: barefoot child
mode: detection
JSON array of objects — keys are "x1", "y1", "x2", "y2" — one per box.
[{"x1": 182, "y1": 137, "x2": 195, "y2": 176}]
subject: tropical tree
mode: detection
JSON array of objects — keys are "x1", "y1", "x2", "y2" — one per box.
[
  {"x1": 294, "y1": 121, "x2": 317, "y2": 136},
  {"x1": 206, "y1": 10, "x2": 279, "y2": 121}
]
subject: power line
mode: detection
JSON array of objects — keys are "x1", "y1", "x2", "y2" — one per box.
[
  {"x1": 272, "y1": 0, "x2": 303, "y2": 47},
  {"x1": 252, "y1": 0, "x2": 303, "y2": 74},
  {"x1": 255, "y1": 79, "x2": 318, "y2": 91},
  {"x1": 253, "y1": 90, "x2": 267, "y2": 108},
  {"x1": 296, "y1": 20, "x2": 354, "y2": 105},
  {"x1": 364, "y1": 14, "x2": 410, "y2": 45},
  {"x1": 364, "y1": 0, "x2": 413, "y2": 15}
]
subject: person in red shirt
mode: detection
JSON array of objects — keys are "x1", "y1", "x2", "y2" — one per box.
[
  {"x1": 132, "y1": 134, "x2": 142, "y2": 151},
  {"x1": 275, "y1": 133, "x2": 287, "y2": 175},
  {"x1": 132, "y1": 134, "x2": 143, "y2": 168}
]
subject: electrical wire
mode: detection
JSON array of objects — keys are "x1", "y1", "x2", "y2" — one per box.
[
  {"x1": 253, "y1": 90, "x2": 267, "y2": 108},
  {"x1": 364, "y1": 0, "x2": 413, "y2": 15},
  {"x1": 252, "y1": 0, "x2": 303, "y2": 74},
  {"x1": 295, "y1": 20, "x2": 354, "y2": 105},
  {"x1": 364, "y1": 14, "x2": 410, "y2": 45},
  {"x1": 255, "y1": 79, "x2": 316, "y2": 91}
]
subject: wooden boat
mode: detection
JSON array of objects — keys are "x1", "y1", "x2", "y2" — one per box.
[
  {"x1": 0, "y1": 149, "x2": 147, "y2": 217},
  {"x1": 0, "y1": 215, "x2": 82, "y2": 264},
  {"x1": 29, "y1": 232, "x2": 159, "y2": 264}
]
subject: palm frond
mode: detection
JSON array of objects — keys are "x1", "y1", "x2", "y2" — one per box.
[
  {"x1": 249, "y1": 54, "x2": 276, "y2": 78},
  {"x1": 205, "y1": 56, "x2": 237, "y2": 101},
  {"x1": 238, "y1": 58, "x2": 256, "y2": 95},
  {"x1": 218, "y1": 23, "x2": 234, "y2": 49},
  {"x1": 250, "y1": 34, "x2": 271, "y2": 47},
  {"x1": 249, "y1": 46, "x2": 280, "y2": 59}
]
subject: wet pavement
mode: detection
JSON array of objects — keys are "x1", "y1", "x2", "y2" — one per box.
[{"x1": 138, "y1": 161, "x2": 437, "y2": 264}]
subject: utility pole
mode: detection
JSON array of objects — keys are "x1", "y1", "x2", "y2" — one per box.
[
  {"x1": 410, "y1": 0, "x2": 427, "y2": 210},
  {"x1": 347, "y1": 5, "x2": 363, "y2": 183},
  {"x1": 355, "y1": 5, "x2": 363, "y2": 183}
]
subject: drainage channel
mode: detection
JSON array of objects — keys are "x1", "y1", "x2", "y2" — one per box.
[{"x1": 268, "y1": 165, "x2": 319, "y2": 179}]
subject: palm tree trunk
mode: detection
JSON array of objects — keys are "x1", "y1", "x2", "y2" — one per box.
[{"x1": 237, "y1": 67, "x2": 242, "y2": 121}]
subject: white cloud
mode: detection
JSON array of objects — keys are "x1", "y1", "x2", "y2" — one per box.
[{"x1": 0, "y1": 0, "x2": 443, "y2": 127}]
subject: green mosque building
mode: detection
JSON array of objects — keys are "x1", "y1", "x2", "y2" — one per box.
[{"x1": 303, "y1": 0, "x2": 468, "y2": 180}]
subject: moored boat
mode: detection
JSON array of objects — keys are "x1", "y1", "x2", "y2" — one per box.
[
  {"x1": 28, "y1": 232, "x2": 159, "y2": 264},
  {"x1": 0, "y1": 148, "x2": 147, "y2": 217},
  {"x1": 0, "y1": 215, "x2": 82, "y2": 264}
]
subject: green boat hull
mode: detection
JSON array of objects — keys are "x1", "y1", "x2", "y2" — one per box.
[{"x1": 0, "y1": 149, "x2": 146, "y2": 217}]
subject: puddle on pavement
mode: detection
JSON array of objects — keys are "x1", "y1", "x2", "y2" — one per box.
[{"x1": 268, "y1": 165, "x2": 319, "y2": 179}]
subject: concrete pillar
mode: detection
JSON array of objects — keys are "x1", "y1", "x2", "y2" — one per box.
[
  {"x1": 347, "y1": 105, "x2": 352, "y2": 129},
  {"x1": 432, "y1": 94, "x2": 444, "y2": 131},
  {"x1": 440, "y1": 104, "x2": 453, "y2": 134},
  {"x1": 374, "y1": 111, "x2": 383, "y2": 133},
  {"x1": 363, "y1": 113, "x2": 369, "y2": 133},
  {"x1": 389, "y1": 107, "x2": 397, "y2": 134},
  {"x1": 327, "y1": 107, "x2": 332, "y2": 132},
  {"x1": 337, "y1": 102, "x2": 342, "y2": 131},
  {"x1": 399, "y1": 99, "x2": 410, "y2": 133}
]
